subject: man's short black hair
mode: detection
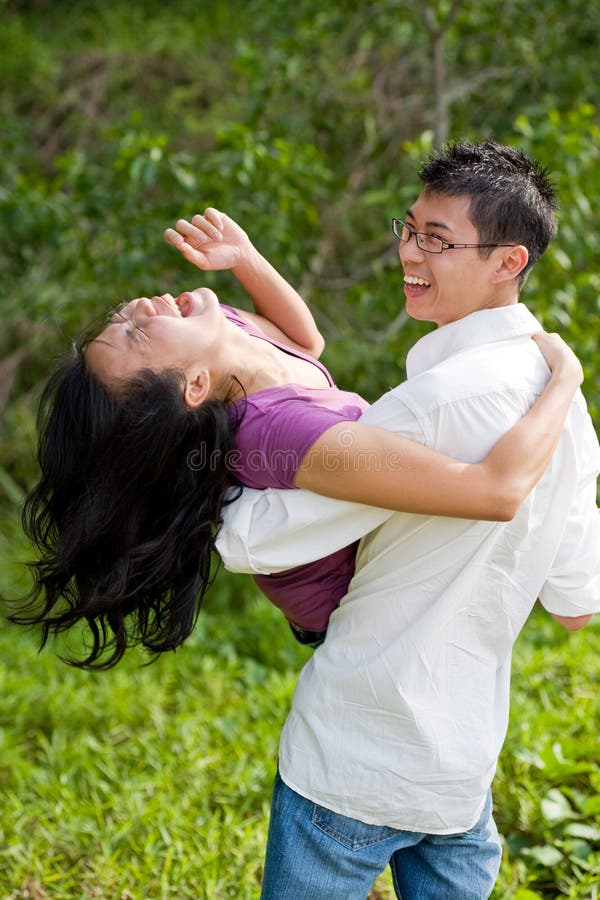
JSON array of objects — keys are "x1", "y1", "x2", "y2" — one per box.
[{"x1": 418, "y1": 140, "x2": 558, "y2": 287}]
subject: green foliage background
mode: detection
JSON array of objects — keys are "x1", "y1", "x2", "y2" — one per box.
[{"x1": 1, "y1": 1, "x2": 599, "y2": 897}]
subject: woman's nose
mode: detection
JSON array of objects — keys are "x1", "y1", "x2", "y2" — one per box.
[{"x1": 134, "y1": 297, "x2": 158, "y2": 317}]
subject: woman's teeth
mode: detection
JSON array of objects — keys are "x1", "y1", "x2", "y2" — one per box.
[{"x1": 176, "y1": 295, "x2": 191, "y2": 317}]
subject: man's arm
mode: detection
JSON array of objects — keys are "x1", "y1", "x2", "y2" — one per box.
[
  {"x1": 550, "y1": 613, "x2": 593, "y2": 631},
  {"x1": 217, "y1": 487, "x2": 392, "y2": 574},
  {"x1": 215, "y1": 390, "x2": 428, "y2": 575},
  {"x1": 539, "y1": 403, "x2": 600, "y2": 625},
  {"x1": 217, "y1": 357, "x2": 585, "y2": 575}
]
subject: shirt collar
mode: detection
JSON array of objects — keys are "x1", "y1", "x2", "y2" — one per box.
[{"x1": 406, "y1": 303, "x2": 543, "y2": 378}]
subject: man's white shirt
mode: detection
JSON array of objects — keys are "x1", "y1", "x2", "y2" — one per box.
[{"x1": 217, "y1": 304, "x2": 600, "y2": 833}]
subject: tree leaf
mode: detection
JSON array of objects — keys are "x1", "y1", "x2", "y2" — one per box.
[
  {"x1": 513, "y1": 890, "x2": 545, "y2": 900},
  {"x1": 563, "y1": 822, "x2": 600, "y2": 842},
  {"x1": 541, "y1": 789, "x2": 576, "y2": 823},
  {"x1": 522, "y1": 845, "x2": 564, "y2": 867}
]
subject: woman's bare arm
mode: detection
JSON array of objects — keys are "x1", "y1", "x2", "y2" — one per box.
[
  {"x1": 165, "y1": 209, "x2": 324, "y2": 357},
  {"x1": 295, "y1": 333, "x2": 583, "y2": 521}
]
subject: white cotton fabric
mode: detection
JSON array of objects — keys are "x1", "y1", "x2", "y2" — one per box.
[
  {"x1": 219, "y1": 303, "x2": 600, "y2": 833},
  {"x1": 217, "y1": 486, "x2": 392, "y2": 574}
]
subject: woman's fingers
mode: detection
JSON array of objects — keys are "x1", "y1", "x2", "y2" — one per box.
[
  {"x1": 168, "y1": 217, "x2": 222, "y2": 250},
  {"x1": 175, "y1": 241, "x2": 210, "y2": 269},
  {"x1": 164, "y1": 209, "x2": 235, "y2": 271},
  {"x1": 532, "y1": 332, "x2": 583, "y2": 384},
  {"x1": 164, "y1": 222, "x2": 215, "y2": 269},
  {"x1": 195, "y1": 208, "x2": 225, "y2": 234},
  {"x1": 164, "y1": 227, "x2": 184, "y2": 246},
  {"x1": 164, "y1": 208, "x2": 225, "y2": 254},
  {"x1": 184, "y1": 214, "x2": 223, "y2": 244}
]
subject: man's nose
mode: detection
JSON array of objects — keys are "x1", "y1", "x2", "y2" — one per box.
[{"x1": 399, "y1": 232, "x2": 425, "y2": 264}]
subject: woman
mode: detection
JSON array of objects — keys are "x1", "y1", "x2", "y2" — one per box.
[{"x1": 12, "y1": 209, "x2": 583, "y2": 667}]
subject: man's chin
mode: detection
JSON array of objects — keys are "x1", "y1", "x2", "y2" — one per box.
[{"x1": 405, "y1": 299, "x2": 437, "y2": 325}]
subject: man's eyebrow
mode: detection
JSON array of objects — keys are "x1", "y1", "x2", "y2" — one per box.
[{"x1": 405, "y1": 208, "x2": 452, "y2": 232}]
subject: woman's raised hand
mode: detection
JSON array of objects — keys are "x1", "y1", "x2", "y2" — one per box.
[
  {"x1": 164, "y1": 208, "x2": 251, "y2": 271},
  {"x1": 531, "y1": 332, "x2": 583, "y2": 387}
]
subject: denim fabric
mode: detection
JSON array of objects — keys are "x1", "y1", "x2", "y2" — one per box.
[{"x1": 260, "y1": 773, "x2": 502, "y2": 900}]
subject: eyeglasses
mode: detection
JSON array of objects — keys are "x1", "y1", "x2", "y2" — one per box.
[{"x1": 391, "y1": 218, "x2": 517, "y2": 255}]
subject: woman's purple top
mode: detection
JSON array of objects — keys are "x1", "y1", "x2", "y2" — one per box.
[{"x1": 221, "y1": 305, "x2": 369, "y2": 631}]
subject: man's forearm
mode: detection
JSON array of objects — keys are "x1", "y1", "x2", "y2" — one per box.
[
  {"x1": 550, "y1": 612, "x2": 593, "y2": 630},
  {"x1": 216, "y1": 487, "x2": 392, "y2": 574}
]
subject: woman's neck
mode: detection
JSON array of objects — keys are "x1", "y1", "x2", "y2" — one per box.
[{"x1": 216, "y1": 320, "x2": 327, "y2": 399}]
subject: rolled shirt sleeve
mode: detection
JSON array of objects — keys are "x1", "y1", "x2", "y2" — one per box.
[{"x1": 539, "y1": 404, "x2": 600, "y2": 617}]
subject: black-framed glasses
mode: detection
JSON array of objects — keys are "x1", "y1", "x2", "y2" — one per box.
[{"x1": 391, "y1": 218, "x2": 517, "y2": 255}]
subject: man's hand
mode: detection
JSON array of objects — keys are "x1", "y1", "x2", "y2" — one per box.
[
  {"x1": 550, "y1": 612, "x2": 592, "y2": 631},
  {"x1": 164, "y1": 208, "x2": 252, "y2": 272}
]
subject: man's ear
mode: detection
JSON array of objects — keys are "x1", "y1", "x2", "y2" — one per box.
[
  {"x1": 491, "y1": 244, "x2": 529, "y2": 283},
  {"x1": 183, "y1": 370, "x2": 211, "y2": 409}
]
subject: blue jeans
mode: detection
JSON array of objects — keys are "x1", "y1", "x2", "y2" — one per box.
[{"x1": 260, "y1": 773, "x2": 502, "y2": 899}]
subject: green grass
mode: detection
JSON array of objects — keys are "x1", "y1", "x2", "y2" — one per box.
[{"x1": 1, "y1": 515, "x2": 599, "y2": 898}]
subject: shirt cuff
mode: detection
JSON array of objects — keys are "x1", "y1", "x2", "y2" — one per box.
[{"x1": 539, "y1": 575, "x2": 600, "y2": 618}]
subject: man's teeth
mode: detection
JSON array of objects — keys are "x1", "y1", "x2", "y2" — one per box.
[{"x1": 404, "y1": 276, "x2": 430, "y2": 286}]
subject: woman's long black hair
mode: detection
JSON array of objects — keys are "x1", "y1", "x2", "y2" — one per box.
[{"x1": 10, "y1": 346, "x2": 243, "y2": 669}]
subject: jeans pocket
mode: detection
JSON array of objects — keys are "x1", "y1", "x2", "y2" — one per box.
[{"x1": 312, "y1": 803, "x2": 400, "y2": 851}]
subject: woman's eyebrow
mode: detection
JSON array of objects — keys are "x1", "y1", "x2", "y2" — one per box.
[
  {"x1": 103, "y1": 318, "x2": 139, "y2": 343},
  {"x1": 106, "y1": 301, "x2": 131, "y2": 321},
  {"x1": 88, "y1": 336, "x2": 118, "y2": 350}
]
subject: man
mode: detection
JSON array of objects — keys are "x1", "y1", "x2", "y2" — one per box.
[{"x1": 217, "y1": 141, "x2": 600, "y2": 899}]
